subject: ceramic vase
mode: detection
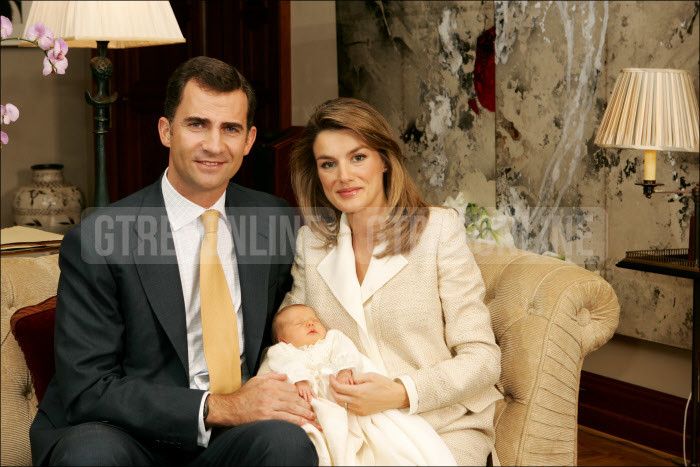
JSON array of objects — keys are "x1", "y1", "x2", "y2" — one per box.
[{"x1": 13, "y1": 164, "x2": 85, "y2": 234}]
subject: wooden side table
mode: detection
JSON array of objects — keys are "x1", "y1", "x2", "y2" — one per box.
[{"x1": 617, "y1": 249, "x2": 698, "y2": 466}]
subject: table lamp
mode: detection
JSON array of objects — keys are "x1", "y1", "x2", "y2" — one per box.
[
  {"x1": 596, "y1": 68, "x2": 699, "y2": 258},
  {"x1": 595, "y1": 67, "x2": 699, "y2": 466},
  {"x1": 22, "y1": 1, "x2": 185, "y2": 207}
]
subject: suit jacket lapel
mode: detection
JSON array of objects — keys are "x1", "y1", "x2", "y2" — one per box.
[
  {"x1": 317, "y1": 214, "x2": 409, "y2": 331},
  {"x1": 225, "y1": 188, "x2": 270, "y2": 376},
  {"x1": 132, "y1": 181, "x2": 189, "y2": 375},
  {"x1": 360, "y1": 246, "x2": 408, "y2": 301},
  {"x1": 316, "y1": 215, "x2": 367, "y2": 334}
]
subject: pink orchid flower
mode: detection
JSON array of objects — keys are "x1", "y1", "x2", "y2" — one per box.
[
  {"x1": 1, "y1": 131, "x2": 8, "y2": 145},
  {"x1": 25, "y1": 22, "x2": 54, "y2": 50},
  {"x1": 0, "y1": 15, "x2": 12, "y2": 39},
  {"x1": 43, "y1": 38, "x2": 69, "y2": 75},
  {"x1": 1, "y1": 103, "x2": 20, "y2": 124}
]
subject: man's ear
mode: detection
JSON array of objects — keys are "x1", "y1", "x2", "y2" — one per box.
[
  {"x1": 243, "y1": 125, "x2": 257, "y2": 156},
  {"x1": 158, "y1": 117, "x2": 172, "y2": 148}
]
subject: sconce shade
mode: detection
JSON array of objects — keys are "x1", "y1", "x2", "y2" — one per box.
[
  {"x1": 22, "y1": 1, "x2": 185, "y2": 49},
  {"x1": 595, "y1": 68, "x2": 699, "y2": 152}
]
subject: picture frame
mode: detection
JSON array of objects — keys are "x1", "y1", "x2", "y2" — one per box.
[{"x1": 1, "y1": 1, "x2": 33, "y2": 47}]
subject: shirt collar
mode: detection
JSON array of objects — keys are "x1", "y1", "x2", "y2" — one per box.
[{"x1": 161, "y1": 168, "x2": 228, "y2": 232}]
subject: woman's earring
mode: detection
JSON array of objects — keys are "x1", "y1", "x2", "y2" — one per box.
[{"x1": 383, "y1": 167, "x2": 388, "y2": 172}]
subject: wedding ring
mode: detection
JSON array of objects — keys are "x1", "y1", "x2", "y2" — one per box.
[{"x1": 344, "y1": 403, "x2": 348, "y2": 410}]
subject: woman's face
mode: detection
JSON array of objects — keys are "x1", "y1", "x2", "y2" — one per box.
[{"x1": 312, "y1": 129, "x2": 388, "y2": 217}]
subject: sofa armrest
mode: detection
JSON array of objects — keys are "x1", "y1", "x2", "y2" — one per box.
[
  {"x1": 1, "y1": 254, "x2": 61, "y2": 467},
  {"x1": 469, "y1": 243, "x2": 619, "y2": 466}
]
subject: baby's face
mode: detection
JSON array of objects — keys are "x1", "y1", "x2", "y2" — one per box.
[{"x1": 277, "y1": 305, "x2": 328, "y2": 347}]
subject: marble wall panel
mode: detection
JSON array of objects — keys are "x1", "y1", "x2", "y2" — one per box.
[
  {"x1": 495, "y1": 1, "x2": 610, "y2": 274},
  {"x1": 336, "y1": 1, "x2": 497, "y2": 207},
  {"x1": 604, "y1": 1, "x2": 698, "y2": 349},
  {"x1": 336, "y1": 1, "x2": 698, "y2": 349}
]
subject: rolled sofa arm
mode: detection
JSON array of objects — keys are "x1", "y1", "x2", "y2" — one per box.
[
  {"x1": 1, "y1": 254, "x2": 61, "y2": 467},
  {"x1": 469, "y1": 243, "x2": 619, "y2": 466}
]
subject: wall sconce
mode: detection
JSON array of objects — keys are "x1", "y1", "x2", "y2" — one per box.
[{"x1": 595, "y1": 67, "x2": 699, "y2": 466}]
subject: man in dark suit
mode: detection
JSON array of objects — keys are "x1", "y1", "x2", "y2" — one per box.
[{"x1": 29, "y1": 56, "x2": 319, "y2": 466}]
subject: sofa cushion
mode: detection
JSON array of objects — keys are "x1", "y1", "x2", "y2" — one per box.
[{"x1": 10, "y1": 295, "x2": 56, "y2": 403}]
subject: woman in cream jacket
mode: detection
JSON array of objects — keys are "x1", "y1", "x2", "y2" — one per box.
[{"x1": 282, "y1": 98, "x2": 502, "y2": 465}]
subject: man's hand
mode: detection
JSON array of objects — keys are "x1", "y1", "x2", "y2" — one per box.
[
  {"x1": 295, "y1": 380, "x2": 316, "y2": 403},
  {"x1": 329, "y1": 372, "x2": 409, "y2": 416},
  {"x1": 335, "y1": 369, "x2": 355, "y2": 385},
  {"x1": 205, "y1": 372, "x2": 321, "y2": 430}
]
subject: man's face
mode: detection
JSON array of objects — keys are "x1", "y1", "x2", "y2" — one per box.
[{"x1": 158, "y1": 81, "x2": 257, "y2": 207}]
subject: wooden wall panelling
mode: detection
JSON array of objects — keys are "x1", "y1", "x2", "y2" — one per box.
[
  {"x1": 104, "y1": 1, "x2": 290, "y2": 202},
  {"x1": 579, "y1": 370, "x2": 694, "y2": 458},
  {"x1": 277, "y1": 1, "x2": 292, "y2": 130},
  {"x1": 271, "y1": 126, "x2": 303, "y2": 208},
  {"x1": 105, "y1": 1, "x2": 199, "y2": 202}
]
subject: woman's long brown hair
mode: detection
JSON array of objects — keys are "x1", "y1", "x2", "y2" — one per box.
[{"x1": 289, "y1": 97, "x2": 433, "y2": 257}]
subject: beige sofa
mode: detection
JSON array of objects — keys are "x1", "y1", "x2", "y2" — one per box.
[{"x1": 0, "y1": 244, "x2": 619, "y2": 466}]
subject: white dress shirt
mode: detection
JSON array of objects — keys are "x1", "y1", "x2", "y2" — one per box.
[{"x1": 161, "y1": 170, "x2": 247, "y2": 447}]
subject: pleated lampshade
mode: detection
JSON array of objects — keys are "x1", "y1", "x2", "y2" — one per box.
[
  {"x1": 595, "y1": 68, "x2": 699, "y2": 152},
  {"x1": 21, "y1": 1, "x2": 185, "y2": 49}
]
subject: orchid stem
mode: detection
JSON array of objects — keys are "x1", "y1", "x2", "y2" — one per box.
[{"x1": 0, "y1": 37, "x2": 59, "y2": 73}]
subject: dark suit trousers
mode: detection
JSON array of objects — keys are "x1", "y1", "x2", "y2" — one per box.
[{"x1": 44, "y1": 420, "x2": 318, "y2": 466}]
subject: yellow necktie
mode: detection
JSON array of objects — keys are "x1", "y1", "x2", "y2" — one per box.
[{"x1": 200, "y1": 209, "x2": 241, "y2": 394}]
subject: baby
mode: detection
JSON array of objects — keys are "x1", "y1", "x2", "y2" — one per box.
[
  {"x1": 265, "y1": 304, "x2": 456, "y2": 466},
  {"x1": 270, "y1": 304, "x2": 359, "y2": 403}
]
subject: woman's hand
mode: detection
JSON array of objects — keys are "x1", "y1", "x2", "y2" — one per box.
[{"x1": 329, "y1": 372, "x2": 409, "y2": 416}]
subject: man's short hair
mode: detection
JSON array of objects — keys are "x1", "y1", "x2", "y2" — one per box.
[{"x1": 163, "y1": 56, "x2": 257, "y2": 129}]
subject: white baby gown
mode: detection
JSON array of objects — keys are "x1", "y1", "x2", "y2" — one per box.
[{"x1": 266, "y1": 330, "x2": 457, "y2": 466}]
